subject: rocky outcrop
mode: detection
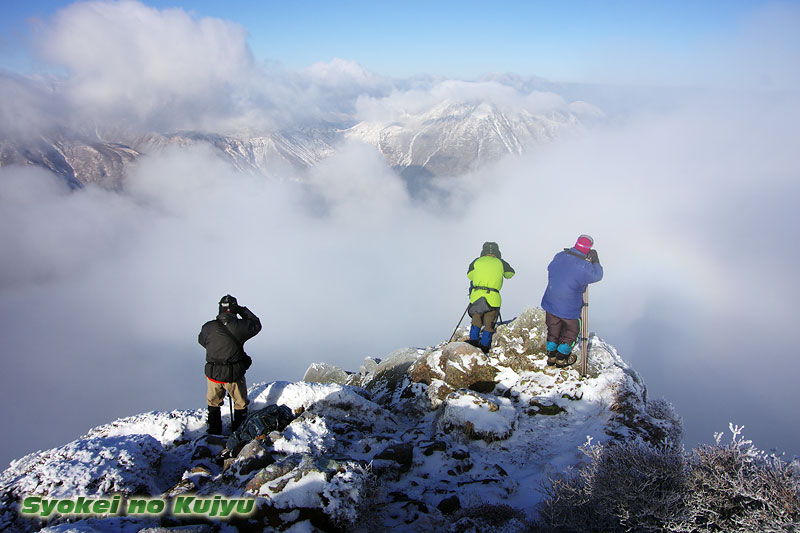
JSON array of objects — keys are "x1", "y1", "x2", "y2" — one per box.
[
  {"x1": 302, "y1": 362, "x2": 349, "y2": 385},
  {"x1": 409, "y1": 342, "x2": 500, "y2": 404}
]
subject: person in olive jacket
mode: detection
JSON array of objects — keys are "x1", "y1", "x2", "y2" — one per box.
[
  {"x1": 198, "y1": 295, "x2": 262, "y2": 435},
  {"x1": 541, "y1": 235, "x2": 603, "y2": 367},
  {"x1": 467, "y1": 242, "x2": 515, "y2": 353}
]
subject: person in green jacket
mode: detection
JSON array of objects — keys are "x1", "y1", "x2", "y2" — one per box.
[{"x1": 466, "y1": 242, "x2": 515, "y2": 353}]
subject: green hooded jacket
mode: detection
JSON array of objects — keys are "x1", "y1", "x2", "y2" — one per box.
[{"x1": 467, "y1": 254, "x2": 515, "y2": 308}]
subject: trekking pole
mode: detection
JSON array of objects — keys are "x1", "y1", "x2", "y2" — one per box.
[
  {"x1": 448, "y1": 303, "x2": 470, "y2": 342},
  {"x1": 580, "y1": 287, "x2": 589, "y2": 377},
  {"x1": 227, "y1": 393, "x2": 234, "y2": 429}
]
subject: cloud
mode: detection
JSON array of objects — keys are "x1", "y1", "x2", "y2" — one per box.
[
  {"x1": 11, "y1": 2, "x2": 402, "y2": 133},
  {"x1": 0, "y1": 74, "x2": 69, "y2": 138},
  {"x1": 355, "y1": 79, "x2": 569, "y2": 122},
  {"x1": 34, "y1": 0, "x2": 256, "y2": 130}
]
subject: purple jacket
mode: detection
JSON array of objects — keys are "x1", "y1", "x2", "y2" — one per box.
[{"x1": 541, "y1": 248, "x2": 603, "y2": 319}]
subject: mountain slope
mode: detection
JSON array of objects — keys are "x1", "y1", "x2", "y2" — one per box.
[
  {"x1": 0, "y1": 136, "x2": 139, "y2": 190},
  {"x1": 0, "y1": 99, "x2": 588, "y2": 190},
  {"x1": 344, "y1": 100, "x2": 583, "y2": 177},
  {"x1": 0, "y1": 308, "x2": 679, "y2": 532}
]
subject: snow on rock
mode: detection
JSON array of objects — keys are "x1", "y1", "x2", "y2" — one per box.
[
  {"x1": 0, "y1": 409, "x2": 208, "y2": 532},
  {"x1": 272, "y1": 413, "x2": 334, "y2": 456},
  {"x1": 0, "y1": 307, "x2": 681, "y2": 532},
  {"x1": 357, "y1": 347, "x2": 424, "y2": 401},
  {"x1": 85, "y1": 409, "x2": 208, "y2": 446},
  {"x1": 409, "y1": 342, "x2": 500, "y2": 405},
  {"x1": 246, "y1": 454, "x2": 372, "y2": 530},
  {"x1": 248, "y1": 380, "x2": 372, "y2": 414},
  {"x1": 2, "y1": 434, "x2": 163, "y2": 498},
  {"x1": 438, "y1": 390, "x2": 518, "y2": 441},
  {"x1": 301, "y1": 362, "x2": 349, "y2": 385}
]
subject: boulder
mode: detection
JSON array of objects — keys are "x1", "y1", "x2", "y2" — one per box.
[
  {"x1": 372, "y1": 442, "x2": 414, "y2": 479},
  {"x1": 161, "y1": 466, "x2": 212, "y2": 498},
  {"x1": 410, "y1": 342, "x2": 500, "y2": 404},
  {"x1": 245, "y1": 454, "x2": 373, "y2": 530},
  {"x1": 302, "y1": 362, "x2": 349, "y2": 385},
  {"x1": 364, "y1": 348, "x2": 425, "y2": 403},
  {"x1": 438, "y1": 390, "x2": 518, "y2": 442},
  {"x1": 437, "y1": 494, "x2": 461, "y2": 515},
  {"x1": 226, "y1": 440, "x2": 275, "y2": 476}
]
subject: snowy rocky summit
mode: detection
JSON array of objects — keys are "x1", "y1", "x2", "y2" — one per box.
[{"x1": 0, "y1": 308, "x2": 681, "y2": 532}]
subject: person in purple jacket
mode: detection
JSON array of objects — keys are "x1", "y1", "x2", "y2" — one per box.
[{"x1": 541, "y1": 235, "x2": 603, "y2": 367}]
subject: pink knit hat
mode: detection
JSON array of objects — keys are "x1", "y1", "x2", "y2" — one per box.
[{"x1": 574, "y1": 234, "x2": 593, "y2": 254}]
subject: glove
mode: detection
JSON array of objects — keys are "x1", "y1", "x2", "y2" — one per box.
[{"x1": 588, "y1": 249, "x2": 599, "y2": 264}]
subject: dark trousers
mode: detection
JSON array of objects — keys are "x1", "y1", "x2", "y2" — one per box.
[{"x1": 545, "y1": 312, "x2": 580, "y2": 347}]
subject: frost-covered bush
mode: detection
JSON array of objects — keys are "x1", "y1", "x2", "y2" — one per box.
[
  {"x1": 538, "y1": 426, "x2": 800, "y2": 532},
  {"x1": 645, "y1": 397, "x2": 685, "y2": 444},
  {"x1": 673, "y1": 424, "x2": 800, "y2": 532},
  {"x1": 322, "y1": 463, "x2": 379, "y2": 530},
  {"x1": 538, "y1": 438, "x2": 687, "y2": 532},
  {"x1": 449, "y1": 503, "x2": 532, "y2": 533}
]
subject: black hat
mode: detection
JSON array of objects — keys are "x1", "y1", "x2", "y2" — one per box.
[
  {"x1": 219, "y1": 294, "x2": 238, "y2": 314},
  {"x1": 481, "y1": 241, "x2": 501, "y2": 258}
]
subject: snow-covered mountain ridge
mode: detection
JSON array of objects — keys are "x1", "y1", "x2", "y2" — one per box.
[
  {"x1": 0, "y1": 99, "x2": 590, "y2": 190},
  {"x1": 0, "y1": 308, "x2": 680, "y2": 532},
  {"x1": 342, "y1": 100, "x2": 585, "y2": 177}
]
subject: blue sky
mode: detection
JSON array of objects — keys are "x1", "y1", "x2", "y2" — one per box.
[{"x1": 0, "y1": 0, "x2": 780, "y2": 83}]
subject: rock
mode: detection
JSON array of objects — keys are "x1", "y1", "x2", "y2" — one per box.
[
  {"x1": 190, "y1": 444, "x2": 212, "y2": 462},
  {"x1": 302, "y1": 362, "x2": 349, "y2": 385},
  {"x1": 420, "y1": 440, "x2": 447, "y2": 456},
  {"x1": 438, "y1": 390, "x2": 518, "y2": 442},
  {"x1": 359, "y1": 357, "x2": 381, "y2": 376},
  {"x1": 451, "y1": 447, "x2": 470, "y2": 461},
  {"x1": 365, "y1": 348, "x2": 425, "y2": 402},
  {"x1": 373, "y1": 442, "x2": 413, "y2": 473},
  {"x1": 161, "y1": 466, "x2": 212, "y2": 498},
  {"x1": 139, "y1": 526, "x2": 215, "y2": 533},
  {"x1": 409, "y1": 342, "x2": 500, "y2": 404},
  {"x1": 189, "y1": 434, "x2": 227, "y2": 465},
  {"x1": 437, "y1": 495, "x2": 461, "y2": 515},
  {"x1": 229, "y1": 440, "x2": 275, "y2": 476},
  {"x1": 245, "y1": 455, "x2": 302, "y2": 494},
  {"x1": 527, "y1": 399, "x2": 567, "y2": 416},
  {"x1": 343, "y1": 357, "x2": 382, "y2": 388},
  {"x1": 425, "y1": 381, "x2": 454, "y2": 406},
  {"x1": 246, "y1": 454, "x2": 373, "y2": 530}
]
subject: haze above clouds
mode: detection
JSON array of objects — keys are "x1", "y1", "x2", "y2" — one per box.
[{"x1": 1, "y1": 0, "x2": 799, "y2": 467}]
